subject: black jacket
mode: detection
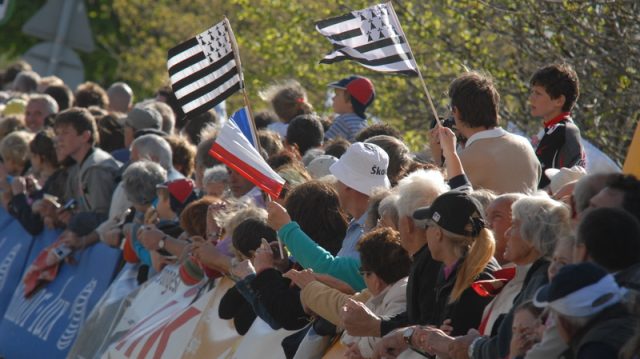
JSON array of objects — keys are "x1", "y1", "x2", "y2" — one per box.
[
  {"x1": 381, "y1": 245, "x2": 442, "y2": 335},
  {"x1": 251, "y1": 268, "x2": 310, "y2": 331},
  {"x1": 561, "y1": 304, "x2": 635, "y2": 359},
  {"x1": 430, "y1": 257, "x2": 500, "y2": 336},
  {"x1": 218, "y1": 286, "x2": 257, "y2": 335},
  {"x1": 536, "y1": 117, "x2": 585, "y2": 188}
]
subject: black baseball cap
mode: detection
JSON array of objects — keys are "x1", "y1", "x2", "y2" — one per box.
[{"x1": 413, "y1": 190, "x2": 485, "y2": 236}]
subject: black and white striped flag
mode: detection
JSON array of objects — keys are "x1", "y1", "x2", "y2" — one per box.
[
  {"x1": 167, "y1": 20, "x2": 242, "y2": 117},
  {"x1": 316, "y1": 3, "x2": 418, "y2": 76}
]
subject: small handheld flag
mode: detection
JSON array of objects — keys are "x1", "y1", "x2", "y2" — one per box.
[
  {"x1": 167, "y1": 20, "x2": 242, "y2": 118},
  {"x1": 209, "y1": 118, "x2": 285, "y2": 199}
]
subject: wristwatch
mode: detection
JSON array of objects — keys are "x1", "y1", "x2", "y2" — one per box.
[
  {"x1": 403, "y1": 327, "x2": 415, "y2": 346},
  {"x1": 158, "y1": 235, "x2": 167, "y2": 250}
]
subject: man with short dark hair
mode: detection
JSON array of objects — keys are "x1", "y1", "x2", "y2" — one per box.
[
  {"x1": 44, "y1": 84, "x2": 74, "y2": 111},
  {"x1": 285, "y1": 114, "x2": 324, "y2": 157},
  {"x1": 575, "y1": 207, "x2": 640, "y2": 291},
  {"x1": 53, "y1": 108, "x2": 120, "y2": 247},
  {"x1": 74, "y1": 81, "x2": 109, "y2": 109},
  {"x1": 434, "y1": 72, "x2": 541, "y2": 194}
]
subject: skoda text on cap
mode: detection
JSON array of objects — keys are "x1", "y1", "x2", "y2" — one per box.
[{"x1": 329, "y1": 142, "x2": 390, "y2": 196}]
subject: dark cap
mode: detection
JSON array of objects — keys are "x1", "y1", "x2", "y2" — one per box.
[
  {"x1": 328, "y1": 76, "x2": 375, "y2": 118},
  {"x1": 533, "y1": 262, "x2": 624, "y2": 317},
  {"x1": 413, "y1": 190, "x2": 485, "y2": 236},
  {"x1": 125, "y1": 107, "x2": 162, "y2": 131}
]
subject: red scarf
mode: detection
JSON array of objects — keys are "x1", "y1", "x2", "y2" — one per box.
[{"x1": 472, "y1": 267, "x2": 517, "y2": 335}]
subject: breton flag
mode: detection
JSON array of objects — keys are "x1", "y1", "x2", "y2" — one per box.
[
  {"x1": 209, "y1": 114, "x2": 285, "y2": 199},
  {"x1": 167, "y1": 20, "x2": 242, "y2": 118},
  {"x1": 316, "y1": 3, "x2": 418, "y2": 76}
]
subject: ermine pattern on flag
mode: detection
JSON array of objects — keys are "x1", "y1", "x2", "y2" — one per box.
[
  {"x1": 167, "y1": 20, "x2": 242, "y2": 117},
  {"x1": 316, "y1": 3, "x2": 418, "y2": 76}
]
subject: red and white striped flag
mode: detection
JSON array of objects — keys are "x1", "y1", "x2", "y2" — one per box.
[{"x1": 209, "y1": 119, "x2": 285, "y2": 199}]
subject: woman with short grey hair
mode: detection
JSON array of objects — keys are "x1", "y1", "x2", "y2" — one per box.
[
  {"x1": 510, "y1": 196, "x2": 572, "y2": 260},
  {"x1": 122, "y1": 160, "x2": 167, "y2": 208},
  {"x1": 130, "y1": 134, "x2": 173, "y2": 171}
]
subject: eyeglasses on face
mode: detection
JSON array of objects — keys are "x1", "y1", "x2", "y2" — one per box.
[{"x1": 359, "y1": 267, "x2": 373, "y2": 277}]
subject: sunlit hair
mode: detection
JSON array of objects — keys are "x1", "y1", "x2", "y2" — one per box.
[
  {"x1": 512, "y1": 196, "x2": 571, "y2": 259},
  {"x1": 432, "y1": 223, "x2": 495, "y2": 303},
  {"x1": 395, "y1": 169, "x2": 449, "y2": 219}
]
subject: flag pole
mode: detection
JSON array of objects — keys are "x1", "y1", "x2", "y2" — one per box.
[
  {"x1": 224, "y1": 17, "x2": 263, "y2": 154},
  {"x1": 386, "y1": 2, "x2": 441, "y2": 127},
  {"x1": 225, "y1": 17, "x2": 285, "y2": 259}
]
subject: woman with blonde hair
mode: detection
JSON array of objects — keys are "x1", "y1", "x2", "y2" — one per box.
[
  {"x1": 379, "y1": 195, "x2": 572, "y2": 359},
  {"x1": 413, "y1": 190, "x2": 499, "y2": 336}
]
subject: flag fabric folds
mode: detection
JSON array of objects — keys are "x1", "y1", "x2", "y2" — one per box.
[
  {"x1": 209, "y1": 117, "x2": 285, "y2": 199},
  {"x1": 167, "y1": 20, "x2": 242, "y2": 118},
  {"x1": 229, "y1": 107, "x2": 258, "y2": 149},
  {"x1": 316, "y1": 3, "x2": 418, "y2": 76}
]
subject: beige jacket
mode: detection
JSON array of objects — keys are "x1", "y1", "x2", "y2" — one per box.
[
  {"x1": 460, "y1": 128, "x2": 540, "y2": 194},
  {"x1": 341, "y1": 278, "x2": 408, "y2": 358},
  {"x1": 300, "y1": 281, "x2": 372, "y2": 326}
]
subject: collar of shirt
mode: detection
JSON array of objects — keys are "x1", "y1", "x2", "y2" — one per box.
[
  {"x1": 337, "y1": 213, "x2": 367, "y2": 259},
  {"x1": 543, "y1": 112, "x2": 572, "y2": 129},
  {"x1": 464, "y1": 127, "x2": 507, "y2": 147}
]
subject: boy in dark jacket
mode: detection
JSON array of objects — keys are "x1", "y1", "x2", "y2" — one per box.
[{"x1": 528, "y1": 63, "x2": 586, "y2": 188}]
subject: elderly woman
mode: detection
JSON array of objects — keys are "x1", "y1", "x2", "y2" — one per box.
[
  {"x1": 288, "y1": 227, "x2": 411, "y2": 358},
  {"x1": 120, "y1": 160, "x2": 167, "y2": 266},
  {"x1": 393, "y1": 196, "x2": 573, "y2": 359},
  {"x1": 202, "y1": 164, "x2": 228, "y2": 197}
]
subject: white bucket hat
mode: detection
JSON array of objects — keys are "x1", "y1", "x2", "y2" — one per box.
[{"x1": 329, "y1": 142, "x2": 390, "y2": 195}]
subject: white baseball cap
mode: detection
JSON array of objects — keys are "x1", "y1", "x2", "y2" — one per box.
[{"x1": 329, "y1": 142, "x2": 390, "y2": 196}]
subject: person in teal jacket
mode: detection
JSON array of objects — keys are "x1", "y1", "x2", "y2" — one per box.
[
  {"x1": 267, "y1": 180, "x2": 366, "y2": 291},
  {"x1": 277, "y1": 219, "x2": 365, "y2": 291}
]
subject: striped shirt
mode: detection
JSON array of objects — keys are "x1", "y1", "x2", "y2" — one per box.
[{"x1": 325, "y1": 113, "x2": 366, "y2": 142}]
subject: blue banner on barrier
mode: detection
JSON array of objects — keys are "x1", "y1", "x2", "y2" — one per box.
[
  {"x1": 0, "y1": 209, "x2": 38, "y2": 319},
  {"x1": 0, "y1": 235, "x2": 121, "y2": 358}
]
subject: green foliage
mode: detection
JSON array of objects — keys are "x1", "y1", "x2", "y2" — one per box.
[{"x1": 1, "y1": 0, "x2": 638, "y2": 162}]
